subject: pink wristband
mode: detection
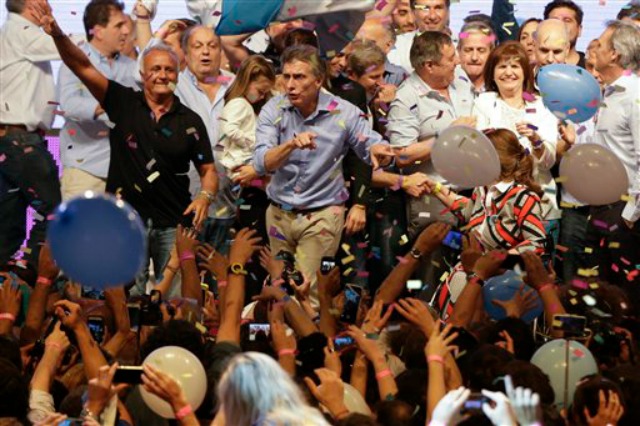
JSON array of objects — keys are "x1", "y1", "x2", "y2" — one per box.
[
  {"x1": 217, "y1": 280, "x2": 228, "y2": 288},
  {"x1": 278, "y1": 349, "x2": 296, "y2": 357},
  {"x1": 0, "y1": 313, "x2": 16, "y2": 322},
  {"x1": 427, "y1": 355, "x2": 445, "y2": 365},
  {"x1": 175, "y1": 404, "x2": 193, "y2": 420},
  {"x1": 179, "y1": 251, "x2": 195, "y2": 263},
  {"x1": 538, "y1": 283, "x2": 556, "y2": 293},
  {"x1": 376, "y1": 369, "x2": 392, "y2": 380},
  {"x1": 37, "y1": 276, "x2": 52, "y2": 286}
]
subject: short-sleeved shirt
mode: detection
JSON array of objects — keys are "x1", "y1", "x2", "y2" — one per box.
[{"x1": 102, "y1": 81, "x2": 214, "y2": 228}]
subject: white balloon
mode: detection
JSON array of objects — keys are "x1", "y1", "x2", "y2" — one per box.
[
  {"x1": 431, "y1": 126, "x2": 501, "y2": 188},
  {"x1": 140, "y1": 346, "x2": 207, "y2": 419},
  {"x1": 185, "y1": 0, "x2": 222, "y2": 27},
  {"x1": 559, "y1": 143, "x2": 629, "y2": 206}
]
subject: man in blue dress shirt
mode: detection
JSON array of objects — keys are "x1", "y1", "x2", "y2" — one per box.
[{"x1": 253, "y1": 45, "x2": 394, "y2": 307}]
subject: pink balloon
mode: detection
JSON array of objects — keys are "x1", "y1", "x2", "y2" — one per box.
[{"x1": 559, "y1": 143, "x2": 628, "y2": 206}]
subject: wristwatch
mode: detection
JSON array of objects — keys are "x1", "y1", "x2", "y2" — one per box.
[
  {"x1": 409, "y1": 247, "x2": 423, "y2": 260},
  {"x1": 228, "y1": 262, "x2": 248, "y2": 275}
]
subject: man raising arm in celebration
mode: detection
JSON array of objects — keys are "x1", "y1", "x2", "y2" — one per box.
[{"x1": 29, "y1": 0, "x2": 218, "y2": 294}]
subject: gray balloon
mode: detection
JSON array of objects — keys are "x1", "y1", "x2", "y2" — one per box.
[{"x1": 530, "y1": 339, "x2": 598, "y2": 409}]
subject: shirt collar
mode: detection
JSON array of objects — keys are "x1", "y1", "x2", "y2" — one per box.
[
  {"x1": 8, "y1": 12, "x2": 36, "y2": 27},
  {"x1": 86, "y1": 42, "x2": 120, "y2": 63},
  {"x1": 281, "y1": 90, "x2": 337, "y2": 119},
  {"x1": 492, "y1": 181, "x2": 515, "y2": 194}
]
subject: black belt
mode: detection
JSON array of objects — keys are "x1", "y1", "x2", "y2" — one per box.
[
  {"x1": 269, "y1": 201, "x2": 336, "y2": 215},
  {"x1": 565, "y1": 205, "x2": 590, "y2": 214}
]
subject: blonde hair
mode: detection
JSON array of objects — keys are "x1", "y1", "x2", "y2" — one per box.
[{"x1": 224, "y1": 55, "x2": 276, "y2": 104}]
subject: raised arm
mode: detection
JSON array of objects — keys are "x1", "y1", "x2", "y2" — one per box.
[{"x1": 30, "y1": 0, "x2": 108, "y2": 104}]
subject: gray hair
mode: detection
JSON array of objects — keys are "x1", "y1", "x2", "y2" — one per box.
[
  {"x1": 180, "y1": 24, "x2": 218, "y2": 55},
  {"x1": 605, "y1": 20, "x2": 640, "y2": 71},
  {"x1": 6, "y1": 0, "x2": 25, "y2": 13},
  {"x1": 458, "y1": 21, "x2": 496, "y2": 49},
  {"x1": 348, "y1": 39, "x2": 386, "y2": 77},
  {"x1": 140, "y1": 44, "x2": 180, "y2": 73},
  {"x1": 410, "y1": 30, "x2": 452, "y2": 70},
  {"x1": 218, "y1": 352, "x2": 329, "y2": 426}
]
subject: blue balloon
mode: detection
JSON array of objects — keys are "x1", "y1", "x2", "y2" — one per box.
[
  {"x1": 482, "y1": 270, "x2": 543, "y2": 322},
  {"x1": 537, "y1": 64, "x2": 602, "y2": 123},
  {"x1": 48, "y1": 193, "x2": 147, "y2": 288}
]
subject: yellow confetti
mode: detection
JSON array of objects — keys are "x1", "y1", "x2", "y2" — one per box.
[
  {"x1": 338, "y1": 120, "x2": 346, "y2": 129},
  {"x1": 216, "y1": 206, "x2": 228, "y2": 217},
  {"x1": 570, "y1": 298, "x2": 578, "y2": 305},
  {"x1": 589, "y1": 282, "x2": 599, "y2": 289},
  {"x1": 134, "y1": 184, "x2": 142, "y2": 192},
  {"x1": 343, "y1": 267, "x2": 353, "y2": 276},
  {"x1": 195, "y1": 322, "x2": 207, "y2": 334},
  {"x1": 608, "y1": 242, "x2": 620, "y2": 248},
  {"x1": 584, "y1": 247, "x2": 593, "y2": 253},
  {"x1": 555, "y1": 176, "x2": 568, "y2": 183},
  {"x1": 341, "y1": 255, "x2": 355, "y2": 265},
  {"x1": 341, "y1": 243, "x2": 352, "y2": 255},
  {"x1": 620, "y1": 194, "x2": 631, "y2": 201},
  {"x1": 440, "y1": 271, "x2": 450, "y2": 282},
  {"x1": 20, "y1": 246, "x2": 31, "y2": 254},
  {"x1": 399, "y1": 234, "x2": 409, "y2": 245},
  {"x1": 147, "y1": 171, "x2": 160, "y2": 183}
]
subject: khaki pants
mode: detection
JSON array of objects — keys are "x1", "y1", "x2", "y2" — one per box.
[
  {"x1": 61, "y1": 167, "x2": 106, "y2": 201},
  {"x1": 266, "y1": 204, "x2": 345, "y2": 309}
]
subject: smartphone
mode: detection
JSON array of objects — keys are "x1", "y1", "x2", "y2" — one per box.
[
  {"x1": 87, "y1": 316, "x2": 105, "y2": 345},
  {"x1": 249, "y1": 323, "x2": 271, "y2": 341},
  {"x1": 502, "y1": 254, "x2": 525, "y2": 270},
  {"x1": 150, "y1": 289, "x2": 162, "y2": 305},
  {"x1": 553, "y1": 314, "x2": 587, "y2": 337},
  {"x1": 460, "y1": 393, "x2": 489, "y2": 415},
  {"x1": 127, "y1": 303, "x2": 141, "y2": 332},
  {"x1": 442, "y1": 231, "x2": 463, "y2": 250},
  {"x1": 340, "y1": 284, "x2": 363, "y2": 324},
  {"x1": 113, "y1": 366, "x2": 144, "y2": 384},
  {"x1": 321, "y1": 257, "x2": 336, "y2": 275},
  {"x1": 333, "y1": 335, "x2": 356, "y2": 352}
]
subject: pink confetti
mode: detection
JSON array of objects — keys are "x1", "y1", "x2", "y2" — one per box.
[
  {"x1": 523, "y1": 92, "x2": 536, "y2": 102},
  {"x1": 459, "y1": 31, "x2": 469, "y2": 39},
  {"x1": 483, "y1": 34, "x2": 497, "y2": 44},
  {"x1": 573, "y1": 349, "x2": 585, "y2": 358},
  {"x1": 587, "y1": 98, "x2": 600, "y2": 108},
  {"x1": 0, "y1": 154, "x2": 5, "y2": 162},
  {"x1": 571, "y1": 279, "x2": 588, "y2": 289},
  {"x1": 328, "y1": 23, "x2": 340, "y2": 34},
  {"x1": 376, "y1": 0, "x2": 388, "y2": 11},
  {"x1": 620, "y1": 257, "x2": 631, "y2": 266},
  {"x1": 327, "y1": 100, "x2": 339, "y2": 111},
  {"x1": 612, "y1": 263, "x2": 620, "y2": 272},
  {"x1": 287, "y1": 6, "x2": 297, "y2": 16}
]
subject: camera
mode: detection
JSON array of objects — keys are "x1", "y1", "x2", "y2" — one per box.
[{"x1": 276, "y1": 250, "x2": 303, "y2": 295}]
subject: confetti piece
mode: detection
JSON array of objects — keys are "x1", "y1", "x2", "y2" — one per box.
[
  {"x1": 147, "y1": 171, "x2": 160, "y2": 183},
  {"x1": 523, "y1": 92, "x2": 536, "y2": 102},
  {"x1": 146, "y1": 159, "x2": 156, "y2": 170},
  {"x1": 399, "y1": 234, "x2": 409, "y2": 245},
  {"x1": 328, "y1": 23, "x2": 340, "y2": 34},
  {"x1": 134, "y1": 184, "x2": 142, "y2": 192}
]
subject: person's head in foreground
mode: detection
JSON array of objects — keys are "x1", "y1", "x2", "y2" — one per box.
[
  {"x1": 485, "y1": 128, "x2": 542, "y2": 196},
  {"x1": 217, "y1": 352, "x2": 329, "y2": 426}
]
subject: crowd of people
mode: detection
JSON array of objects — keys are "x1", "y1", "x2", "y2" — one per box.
[{"x1": 0, "y1": 0, "x2": 639, "y2": 425}]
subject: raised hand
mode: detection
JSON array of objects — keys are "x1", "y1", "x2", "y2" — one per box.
[
  {"x1": 481, "y1": 390, "x2": 518, "y2": 426},
  {"x1": 292, "y1": 132, "x2": 317, "y2": 150},
  {"x1": 0, "y1": 273, "x2": 22, "y2": 320},
  {"x1": 141, "y1": 363, "x2": 189, "y2": 413},
  {"x1": 229, "y1": 228, "x2": 262, "y2": 265},
  {"x1": 473, "y1": 250, "x2": 507, "y2": 280},
  {"x1": 53, "y1": 300, "x2": 84, "y2": 332},
  {"x1": 521, "y1": 251, "x2": 554, "y2": 291},
  {"x1": 370, "y1": 144, "x2": 396, "y2": 169},
  {"x1": 460, "y1": 232, "x2": 483, "y2": 274},
  {"x1": 361, "y1": 299, "x2": 394, "y2": 334},
  {"x1": 431, "y1": 387, "x2": 471, "y2": 426},
  {"x1": 584, "y1": 389, "x2": 624, "y2": 426},
  {"x1": 414, "y1": 222, "x2": 451, "y2": 254},
  {"x1": 395, "y1": 298, "x2": 433, "y2": 336},
  {"x1": 28, "y1": 0, "x2": 63, "y2": 37},
  {"x1": 425, "y1": 323, "x2": 458, "y2": 359},
  {"x1": 197, "y1": 243, "x2": 229, "y2": 279},
  {"x1": 504, "y1": 375, "x2": 543, "y2": 426},
  {"x1": 491, "y1": 284, "x2": 538, "y2": 319},
  {"x1": 175, "y1": 224, "x2": 199, "y2": 256},
  {"x1": 304, "y1": 368, "x2": 348, "y2": 416}
]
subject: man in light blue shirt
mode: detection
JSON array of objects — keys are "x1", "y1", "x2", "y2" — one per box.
[
  {"x1": 174, "y1": 25, "x2": 235, "y2": 253},
  {"x1": 253, "y1": 45, "x2": 394, "y2": 307},
  {"x1": 58, "y1": 0, "x2": 138, "y2": 200}
]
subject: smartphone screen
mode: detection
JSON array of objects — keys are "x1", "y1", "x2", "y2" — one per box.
[
  {"x1": 333, "y1": 335, "x2": 355, "y2": 352},
  {"x1": 127, "y1": 304, "x2": 141, "y2": 332},
  {"x1": 249, "y1": 323, "x2": 271, "y2": 341},
  {"x1": 113, "y1": 366, "x2": 144, "y2": 384},
  {"x1": 442, "y1": 231, "x2": 463, "y2": 250},
  {"x1": 87, "y1": 316, "x2": 105, "y2": 344},
  {"x1": 552, "y1": 314, "x2": 587, "y2": 337},
  {"x1": 340, "y1": 285, "x2": 362, "y2": 324},
  {"x1": 461, "y1": 393, "x2": 489, "y2": 414},
  {"x1": 406, "y1": 279, "x2": 422, "y2": 291},
  {"x1": 321, "y1": 257, "x2": 336, "y2": 275}
]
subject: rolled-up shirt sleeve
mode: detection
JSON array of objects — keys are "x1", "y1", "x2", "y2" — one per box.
[
  {"x1": 387, "y1": 94, "x2": 420, "y2": 148},
  {"x1": 28, "y1": 389, "x2": 55, "y2": 424},
  {"x1": 252, "y1": 97, "x2": 281, "y2": 176}
]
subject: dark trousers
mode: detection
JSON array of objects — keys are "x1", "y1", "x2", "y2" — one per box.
[
  {"x1": 585, "y1": 201, "x2": 640, "y2": 309},
  {"x1": 560, "y1": 206, "x2": 590, "y2": 284},
  {"x1": 0, "y1": 132, "x2": 61, "y2": 268}
]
